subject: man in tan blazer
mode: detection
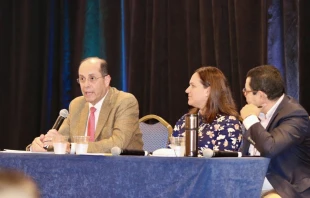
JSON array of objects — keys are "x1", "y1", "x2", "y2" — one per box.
[{"x1": 30, "y1": 57, "x2": 143, "y2": 153}]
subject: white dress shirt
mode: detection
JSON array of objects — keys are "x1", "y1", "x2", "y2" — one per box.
[{"x1": 84, "y1": 91, "x2": 108, "y2": 136}]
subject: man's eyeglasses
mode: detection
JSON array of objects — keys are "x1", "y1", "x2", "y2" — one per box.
[
  {"x1": 77, "y1": 75, "x2": 107, "y2": 84},
  {"x1": 242, "y1": 88, "x2": 257, "y2": 95}
]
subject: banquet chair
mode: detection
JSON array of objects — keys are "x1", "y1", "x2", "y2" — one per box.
[{"x1": 139, "y1": 114, "x2": 173, "y2": 152}]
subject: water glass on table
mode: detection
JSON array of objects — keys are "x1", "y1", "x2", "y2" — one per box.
[
  {"x1": 52, "y1": 136, "x2": 69, "y2": 154},
  {"x1": 169, "y1": 136, "x2": 185, "y2": 157},
  {"x1": 72, "y1": 136, "x2": 90, "y2": 154}
]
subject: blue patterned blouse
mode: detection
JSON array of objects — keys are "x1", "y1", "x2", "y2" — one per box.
[{"x1": 172, "y1": 113, "x2": 242, "y2": 156}]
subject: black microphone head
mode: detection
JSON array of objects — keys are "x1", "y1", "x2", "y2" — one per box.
[
  {"x1": 59, "y1": 109, "x2": 69, "y2": 118},
  {"x1": 202, "y1": 148, "x2": 213, "y2": 158},
  {"x1": 111, "y1": 147, "x2": 121, "y2": 156}
]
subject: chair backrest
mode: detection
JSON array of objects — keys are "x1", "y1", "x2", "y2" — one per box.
[{"x1": 139, "y1": 114, "x2": 173, "y2": 152}]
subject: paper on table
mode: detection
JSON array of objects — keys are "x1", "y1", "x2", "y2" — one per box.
[
  {"x1": 2, "y1": 149, "x2": 112, "y2": 156},
  {"x1": 2, "y1": 149, "x2": 54, "y2": 154},
  {"x1": 77, "y1": 153, "x2": 112, "y2": 156}
]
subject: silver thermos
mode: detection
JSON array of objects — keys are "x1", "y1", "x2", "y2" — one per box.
[{"x1": 185, "y1": 114, "x2": 198, "y2": 157}]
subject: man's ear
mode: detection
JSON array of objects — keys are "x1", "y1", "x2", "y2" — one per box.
[
  {"x1": 104, "y1": 75, "x2": 111, "y2": 86},
  {"x1": 258, "y1": 90, "x2": 268, "y2": 100}
]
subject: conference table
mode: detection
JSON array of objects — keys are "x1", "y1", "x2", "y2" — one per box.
[{"x1": 0, "y1": 152, "x2": 269, "y2": 198}]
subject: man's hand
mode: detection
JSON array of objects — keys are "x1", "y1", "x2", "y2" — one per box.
[
  {"x1": 42, "y1": 129, "x2": 62, "y2": 149},
  {"x1": 44, "y1": 129, "x2": 59, "y2": 141},
  {"x1": 30, "y1": 129, "x2": 61, "y2": 152},
  {"x1": 30, "y1": 134, "x2": 47, "y2": 152},
  {"x1": 240, "y1": 104, "x2": 262, "y2": 120}
]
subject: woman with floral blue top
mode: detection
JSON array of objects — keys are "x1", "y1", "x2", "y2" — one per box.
[{"x1": 172, "y1": 66, "x2": 242, "y2": 156}]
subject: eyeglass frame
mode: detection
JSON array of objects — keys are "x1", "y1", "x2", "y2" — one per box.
[
  {"x1": 77, "y1": 74, "x2": 108, "y2": 84},
  {"x1": 242, "y1": 88, "x2": 257, "y2": 95}
]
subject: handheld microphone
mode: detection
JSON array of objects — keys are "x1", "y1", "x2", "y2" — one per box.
[
  {"x1": 52, "y1": 109, "x2": 69, "y2": 130},
  {"x1": 202, "y1": 148, "x2": 242, "y2": 158},
  {"x1": 111, "y1": 146, "x2": 148, "y2": 156},
  {"x1": 43, "y1": 109, "x2": 69, "y2": 150}
]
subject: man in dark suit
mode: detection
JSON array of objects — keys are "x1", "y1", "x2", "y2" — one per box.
[{"x1": 240, "y1": 65, "x2": 310, "y2": 198}]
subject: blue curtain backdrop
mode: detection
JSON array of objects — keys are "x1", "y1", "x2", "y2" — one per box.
[
  {"x1": 83, "y1": 0, "x2": 105, "y2": 59},
  {"x1": 49, "y1": 0, "x2": 299, "y2": 111},
  {"x1": 267, "y1": 0, "x2": 299, "y2": 100},
  {"x1": 45, "y1": 0, "x2": 305, "y2": 129},
  {"x1": 1, "y1": 0, "x2": 310, "y2": 150}
]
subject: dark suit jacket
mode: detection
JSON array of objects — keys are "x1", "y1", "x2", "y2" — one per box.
[
  {"x1": 59, "y1": 87, "x2": 143, "y2": 153},
  {"x1": 241, "y1": 95, "x2": 310, "y2": 198}
]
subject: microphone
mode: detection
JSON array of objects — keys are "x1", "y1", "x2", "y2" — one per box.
[
  {"x1": 111, "y1": 146, "x2": 148, "y2": 156},
  {"x1": 52, "y1": 109, "x2": 69, "y2": 130},
  {"x1": 202, "y1": 148, "x2": 242, "y2": 158},
  {"x1": 43, "y1": 109, "x2": 69, "y2": 150}
]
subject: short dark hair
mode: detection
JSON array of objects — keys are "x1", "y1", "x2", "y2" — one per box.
[
  {"x1": 80, "y1": 57, "x2": 108, "y2": 76},
  {"x1": 99, "y1": 59, "x2": 108, "y2": 76},
  {"x1": 247, "y1": 65, "x2": 285, "y2": 100}
]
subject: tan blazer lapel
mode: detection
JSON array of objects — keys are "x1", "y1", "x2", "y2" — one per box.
[
  {"x1": 95, "y1": 89, "x2": 114, "y2": 140},
  {"x1": 77, "y1": 104, "x2": 89, "y2": 136}
]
